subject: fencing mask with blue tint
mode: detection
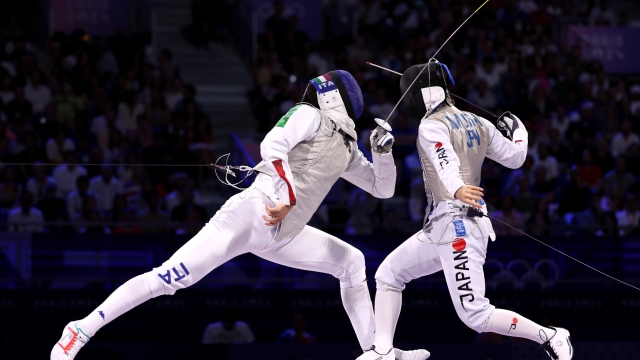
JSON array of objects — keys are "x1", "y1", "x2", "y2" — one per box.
[{"x1": 303, "y1": 70, "x2": 364, "y2": 121}]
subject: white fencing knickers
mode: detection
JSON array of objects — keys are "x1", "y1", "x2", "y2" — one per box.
[
  {"x1": 149, "y1": 188, "x2": 367, "y2": 295},
  {"x1": 375, "y1": 212, "x2": 495, "y2": 332},
  {"x1": 79, "y1": 187, "x2": 373, "y2": 348}
]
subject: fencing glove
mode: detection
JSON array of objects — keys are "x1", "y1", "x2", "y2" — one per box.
[
  {"x1": 496, "y1": 112, "x2": 525, "y2": 141},
  {"x1": 370, "y1": 127, "x2": 395, "y2": 154}
]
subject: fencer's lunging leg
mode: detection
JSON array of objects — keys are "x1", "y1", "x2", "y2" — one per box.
[
  {"x1": 483, "y1": 309, "x2": 548, "y2": 343},
  {"x1": 372, "y1": 284, "x2": 403, "y2": 353},
  {"x1": 255, "y1": 226, "x2": 374, "y2": 350},
  {"x1": 341, "y1": 281, "x2": 375, "y2": 350},
  {"x1": 77, "y1": 190, "x2": 276, "y2": 337},
  {"x1": 372, "y1": 231, "x2": 444, "y2": 353}
]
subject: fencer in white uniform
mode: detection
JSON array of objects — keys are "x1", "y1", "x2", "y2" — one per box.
[
  {"x1": 357, "y1": 62, "x2": 573, "y2": 360},
  {"x1": 51, "y1": 70, "x2": 428, "y2": 360}
]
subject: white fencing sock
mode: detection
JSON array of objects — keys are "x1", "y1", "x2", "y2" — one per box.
[
  {"x1": 484, "y1": 308, "x2": 549, "y2": 344},
  {"x1": 77, "y1": 273, "x2": 161, "y2": 337},
  {"x1": 341, "y1": 281, "x2": 375, "y2": 350},
  {"x1": 372, "y1": 285, "x2": 403, "y2": 353}
]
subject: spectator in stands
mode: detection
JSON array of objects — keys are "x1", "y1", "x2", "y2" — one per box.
[
  {"x1": 611, "y1": 120, "x2": 640, "y2": 158},
  {"x1": 625, "y1": 143, "x2": 640, "y2": 178},
  {"x1": 174, "y1": 84, "x2": 202, "y2": 113},
  {"x1": 116, "y1": 151, "x2": 140, "y2": 184},
  {"x1": 476, "y1": 56, "x2": 502, "y2": 89},
  {"x1": 52, "y1": 151, "x2": 87, "y2": 197},
  {"x1": 467, "y1": 79, "x2": 497, "y2": 111},
  {"x1": 165, "y1": 172, "x2": 203, "y2": 215},
  {"x1": 202, "y1": 308, "x2": 255, "y2": 344},
  {"x1": 111, "y1": 194, "x2": 128, "y2": 222},
  {"x1": 548, "y1": 128, "x2": 570, "y2": 166},
  {"x1": 345, "y1": 188, "x2": 378, "y2": 235},
  {"x1": 104, "y1": 128, "x2": 124, "y2": 163},
  {"x1": 616, "y1": 193, "x2": 639, "y2": 236},
  {"x1": 138, "y1": 192, "x2": 169, "y2": 232},
  {"x1": 147, "y1": 88, "x2": 171, "y2": 127},
  {"x1": 45, "y1": 128, "x2": 75, "y2": 164},
  {"x1": 593, "y1": 134, "x2": 615, "y2": 174},
  {"x1": 24, "y1": 68, "x2": 50, "y2": 114},
  {"x1": 90, "y1": 106, "x2": 119, "y2": 150},
  {"x1": 25, "y1": 162, "x2": 56, "y2": 202},
  {"x1": 0, "y1": 167, "x2": 22, "y2": 209},
  {"x1": 277, "y1": 311, "x2": 316, "y2": 344},
  {"x1": 171, "y1": 186, "x2": 207, "y2": 223},
  {"x1": 603, "y1": 156, "x2": 635, "y2": 196},
  {"x1": 117, "y1": 90, "x2": 144, "y2": 133},
  {"x1": 36, "y1": 183, "x2": 67, "y2": 228},
  {"x1": 377, "y1": 209, "x2": 405, "y2": 235},
  {"x1": 559, "y1": 166, "x2": 591, "y2": 215},
  {"x1": 0, "y1": 74, "x2": 14, "y2": 105},
  {"x1": 89, "y1": 165, "x2": 121, "y2": 213},
  {"x1": 369, "y1": 88, "x2": 394, "y2": 121},
  {"x1": 123, "y1": 166, "x2": 149, "y2": 211},
  {"x1": 67, "y1": 176, "x2": 98, "y2": 220},
  {"x1": 576, "y1": 149, "x2": 603, "y2": 191},
  {"x1": 8, "y1": 191, "x2": 43, "y2": 233},
  {"x1": 630, "y1": 84, "x2": 640, "y2": 117},
  {"x1": 14, "y1": 132, "x2": 46, "y2": 165},
  {"x1": 531, "y1": 166, "x2": 554, "y2": 196},
  {"x1": 550, "y1": 105, "x2": 572, "y2": 139},
  {"x1": 51, "y1": 82, "x2": 83, "y2": 128},
  {"x1": 5, "y1": 87, "x2": 32, "y2": 122},
  {"x1": 534, "y1": 143, "x2": 559, "y2": 181},
  {"x1": 492, "y1": 195, "x2": 525, "y2": 236},
  {"x1": 112, "y1": 207, "x2": 144, "y2": 234},
  {"x1": 165, "y1": 76, "x2": 184, "y2": 111},
  {"x1": 265, "y1": 1, "x2": 290, "y2": 63},
  {"x1": 77, "y1": 207, "x2": 110, "y2": 234},
  {"x1": 589, "y1": 0, "x2": 617, "y2": 25}
]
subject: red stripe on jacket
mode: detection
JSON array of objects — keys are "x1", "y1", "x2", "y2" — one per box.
[{"x1": 272, "y1": 160, "x2": 296, "y2": 205}]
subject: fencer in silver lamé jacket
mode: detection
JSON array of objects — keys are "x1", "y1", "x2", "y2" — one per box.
[{"x1": 254, "y1": 108, "x2": 362, "y2": 242}]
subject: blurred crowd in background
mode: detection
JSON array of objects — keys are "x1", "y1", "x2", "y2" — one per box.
[
  {"x1": 0, "y1": 3, "x2": 216, "y2": 234},
  {"x1": 1, "y1": 0, "x2": 639, "y2": 238},
  {"x1": 248, "y1": 0, "x2": 640, "y2": 237}
]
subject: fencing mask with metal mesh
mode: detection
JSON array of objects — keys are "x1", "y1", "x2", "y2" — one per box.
[
  {"x1": 399, "y1": 60, "x2": 455, "y2": 122},
  {"x1": 303, "y1": 70, "x2": 364, "y2": 121}
]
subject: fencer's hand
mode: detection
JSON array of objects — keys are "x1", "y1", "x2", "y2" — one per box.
[
  {"x1": 370, "y1": 127, "x2": 395, "y2": 154},
  {"x1": 454, "y1": 185, "x2": 484, "y2": 209},
  {"x1": 262, "y1": 204, "x2": 292, "y2": 226},
  {"x1": 496, "y1": 112, "x2": 524, "y2": 141}
]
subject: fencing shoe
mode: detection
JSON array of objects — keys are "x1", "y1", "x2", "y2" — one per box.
[
  {"x1": 50, "y1": 322, "x2": 89, "y2": 360},
  {"x1": 540, "y1": 327, "x2": 573, "y2": 360},
  {"x1": 355, "y1": 345, "x2": 395, "y2": 360},
  {"x1": 395, "y1": 348, "x2": 431, "y2": 360}
]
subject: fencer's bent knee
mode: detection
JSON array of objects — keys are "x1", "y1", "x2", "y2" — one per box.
[
  {"x1": 375, "y1": 280, "x2": 403, "y2": 292},
  {"x1": 374, "y1": 259, "x2": 406, "y2": 292},
  {"x1": 456, "y1": 303, "x2": 494, "y2": 333},
  {"x1": 145, "y1": 260, "x2": 195, "y2": 296},
  {"x1": 338, "y1": 248, "x2": 367, "y2": 288},
  {"x1": 141, "y1": 271, "x2": 172, "y2": 297}
]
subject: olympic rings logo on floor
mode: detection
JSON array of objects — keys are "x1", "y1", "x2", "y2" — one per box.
[{"x1": 484, "y1": 258, "x2": 560, "y2": 290}]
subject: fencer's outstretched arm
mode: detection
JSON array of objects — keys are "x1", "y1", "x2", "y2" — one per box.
[
  {"x1": 483, "y1": 115, "x2": 528, "y2": 168},
  {"x1": 260, "y1": 105, "x2": 321, "y2": 205},
  {"x1": 341, "y1": 148, "x2": 396, "y2": 199}
]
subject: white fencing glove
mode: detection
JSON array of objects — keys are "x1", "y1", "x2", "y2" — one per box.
[
  {"x1": 370, "y1": 127, "x2": 395, "y2": 154},
  {"x1": 496, "y1": 111, "x2": 525, "y2": 141}
]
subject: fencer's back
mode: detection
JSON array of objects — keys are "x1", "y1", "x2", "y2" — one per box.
[{"x1": 417, "y1": 105, "x2": 490, "y2": 205}]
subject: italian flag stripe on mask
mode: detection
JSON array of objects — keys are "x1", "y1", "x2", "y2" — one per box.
[{"x1": 312, "y1": 73, "x2": 332, "y2": 85}]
